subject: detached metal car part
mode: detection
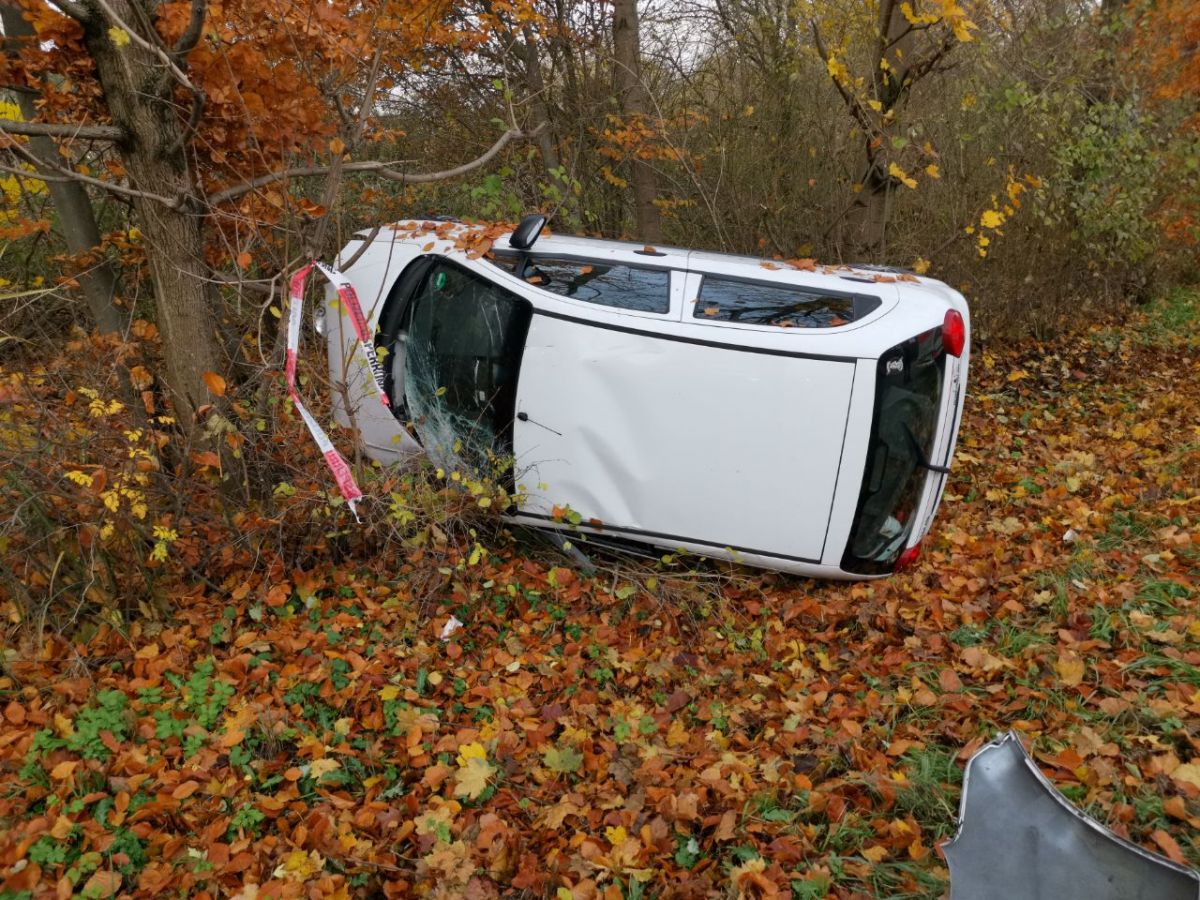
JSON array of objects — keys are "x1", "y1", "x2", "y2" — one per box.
[
  {"x1": 946, "y1": 732, "x2": 1200, "y2": 900},
  {"x1": 323, "y1": 215, "x2": 970, "y2": 579}
]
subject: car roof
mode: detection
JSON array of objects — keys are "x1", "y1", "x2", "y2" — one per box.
[
  {"x1": 364, "y1": 220, "x2": 913, "y2": 278},
  {"x1": 494, "y1": 230, "x2": 917, "y2": 284},
  {"x1": 356, "y1": 220, "x2": 954, "y2": 308},
  {"x1": 496, "y1": 231, "x2": 693, "y2": 261}
]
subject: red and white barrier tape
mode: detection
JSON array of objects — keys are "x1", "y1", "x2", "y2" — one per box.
[
  {"x1": 312, "y1": 262, "x2": 389, "y2": 409},
  {"x1": 286, "y1": 261, "x2": 388, "y2": 522}
]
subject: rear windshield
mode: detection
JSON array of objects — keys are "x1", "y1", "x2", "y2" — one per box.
[
  {"x1": 695, "y1": 276, "x2": 878, "y2": 328},
  {"x1": 487, "y1": 253, "x2": 670, "y2": 313},
  {"x1": 842, "y1": 329, "x2": 946, "y2": 574}
]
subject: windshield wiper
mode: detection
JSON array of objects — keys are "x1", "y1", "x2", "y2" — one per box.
[{"x1": 902, "y1": 422, "x2": 951, "y2": 475}]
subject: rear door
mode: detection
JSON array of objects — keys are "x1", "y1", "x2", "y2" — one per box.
[{"x1": 513, "y1": 275, "x2": 857, "y2": 563}]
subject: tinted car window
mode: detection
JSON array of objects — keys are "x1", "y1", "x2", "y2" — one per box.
[
  {"x1": 842, "y1": 328, "x2": 946, "y2": 574},
  {"x1": 488, "y1": 254, "x2": 670, "y2": 314},
  {"x1": 695, "y1": 276, "x2": 866, "y2": 327}
]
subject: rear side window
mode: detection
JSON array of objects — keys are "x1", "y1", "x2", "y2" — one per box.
[
  {"x1": 488, "y1": 254, "x2": 670, "y2": 314},
  {"x1": 694, "y1": 276, "x2": 877, "y2": 327}
]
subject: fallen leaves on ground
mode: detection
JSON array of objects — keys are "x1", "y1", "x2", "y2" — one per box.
[{"x1": 0, "y1": 291, "x2": 1197, "y2": 897}]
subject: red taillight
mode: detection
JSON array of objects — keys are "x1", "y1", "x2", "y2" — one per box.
[
  {"x1": 943, "y1": 309, "x2": 965, "y2": 357},
  {"x1": 895, "y1": 542, "x2": 922, "y2": 571}
]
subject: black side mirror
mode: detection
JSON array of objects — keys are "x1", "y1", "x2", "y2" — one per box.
[{"x1": 510, "y1": 213, "x2": 546, "y2": 250}]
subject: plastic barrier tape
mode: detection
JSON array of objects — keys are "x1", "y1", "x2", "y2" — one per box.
[
  {"x1": 314, "y1": 261, "x2": 389, "y2": 408},
  {"x1": 286, "y1": 261, "x2": 386, "y2": 521}
]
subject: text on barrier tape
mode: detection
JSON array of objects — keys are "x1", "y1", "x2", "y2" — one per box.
[{"x1": 286, "y1": 261, "x2": 388, "y2": 521}]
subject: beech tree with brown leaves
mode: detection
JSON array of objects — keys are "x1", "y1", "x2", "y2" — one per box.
[{"x1": 0, "y1": 0, "x2": 539, "y2": 446}]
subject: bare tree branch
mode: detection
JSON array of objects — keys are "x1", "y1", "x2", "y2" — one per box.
[
  {"x1": 208, "y1": 125, "x2": 541, "y2": 206},
  {"x1": 901, "y1": 31, "x2": 959, "y2": 86},
  {"x1": 339, "y1": 224, "x2": 382, "y2": 271},
  {"x1": 2, "y1": 139, "x2": 179, "y2": 207},
  {"x1": 53, "y1": 0, "x2": 90, "y2": 22},
  {"x1": 206, "y1": 267, "x2": 272, "y2": 295},
  {"x1": 305, "y1": 44, "x2": 386, "y2": 257},
  {"x1": 0, "y1": 119, "x2": 124, "y2": 141},
  {"x1": 172, "y1": 0, "x2": 208, "y2": 57},
  {"x1": 166, "y1": 91, "x2": 205, "y2": 157}
]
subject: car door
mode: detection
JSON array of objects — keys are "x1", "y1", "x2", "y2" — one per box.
[
  {"x1": 512, "y1": 270, "x2": 856, "y2": 564},
  {"x1": 399, "y1": 259, "x2": 532, "y2": 475}
]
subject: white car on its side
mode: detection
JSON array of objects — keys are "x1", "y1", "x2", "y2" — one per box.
[{"x1": 318, "y1": 215, "x2": 969, "y2": 579}]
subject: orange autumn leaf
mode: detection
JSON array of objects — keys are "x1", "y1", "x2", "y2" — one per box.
[
  {"x1": 172, "y1": 780, "x2": 200, "y2": 800},
  {"x1": 1152, "y1": 829, "x2": 1186, "y2": 864},
  {"x1": 202, "y1": 371, "x2": 226, "y2": 397}
]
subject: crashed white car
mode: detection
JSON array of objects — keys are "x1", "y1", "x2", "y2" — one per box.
[{"x1": 318, "y1": 215, "x2": 969, "y2": 579}]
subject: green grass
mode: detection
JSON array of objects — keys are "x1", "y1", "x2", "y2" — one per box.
[
  {"x1": 1138, "y1": 286, "x2": 1199, "y2": 344},
  {"x1": 894, "y1": 745, "x2": 962, "y2": 839}
]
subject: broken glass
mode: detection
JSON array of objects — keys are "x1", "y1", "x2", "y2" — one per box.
[{"x1": 402, "y1": 262, "x2": 531, "y2": 475}]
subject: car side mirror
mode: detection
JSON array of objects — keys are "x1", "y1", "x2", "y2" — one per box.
[{"x1": 510, "y1": 213, "x2": 547, "y2": 250}]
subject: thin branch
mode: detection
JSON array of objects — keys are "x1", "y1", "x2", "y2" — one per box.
[
  {"x1": 53, "y1": 0, "x2": 90, "y2": 22},
  {"x1": 901, "y1": 31, "x2": 959, "y2": 85},
  {"x1": 172, "y1": 0, "x2": 207, "y2": 56},
  {"x1": 206, "y1": 268, "x2": 273, "y2": 295},
  {"x1": 305, "y1": 44, "x2": 385, "y2": 256},
  {"x1": 2, "y1": 140, "x2": 179, "y2": 207},
  {"x1": 883, "y1": 20, "x2": 934, "y2": 52},
  {"x1": 810, "y1": 22, "x2": 875, "y2": 137},
  {"x1": 207, "y1": 125, "x2": 540, "y2": 206},
  {"x1": 0, "y1": 159, "x2": 93, "y2": 185},
  {"x1": 0, "y1": 119, "x2": 124, "y2": 141},
  {"x1": 877, "y1": 0, "x2": 897, "y2": 62},
  {"x1": 166, "y1": 91, "x2": 205, "y2": 157},
  {"x1": 339, "y1": 224, "x2": 382, "y2": 271}
]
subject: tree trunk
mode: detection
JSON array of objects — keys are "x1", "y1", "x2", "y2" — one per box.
[
  {"x1": 844, "y1": 172, "x2": 890, "y2": 261},
  {"x1": 611, "y1": 0, "x2": 662, "y2": 243},
  {"x1": 519, "y1": 29, "x2": 581, "y2": 228},
  {"x1": 1, "y1": 4, "x2": 123, "y2": 334},
  {"x1": 79, "y1": 1, "x2": 226, "y2": 438},
  {"x1": 844, "y1": 0, "x2": 912, "y2": 259}
]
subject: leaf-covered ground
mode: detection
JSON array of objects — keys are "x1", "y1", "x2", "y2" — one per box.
[{"x1": 2, "y1": 289, "x2": 1198, "y2": 899}]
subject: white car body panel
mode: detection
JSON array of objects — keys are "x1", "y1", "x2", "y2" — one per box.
[
  {"x1": 321, "y1": 222, "x2": 970, "y2": 579},
  {"x1": 514, "y1": 312, "x2": 855, "y2": 563}
]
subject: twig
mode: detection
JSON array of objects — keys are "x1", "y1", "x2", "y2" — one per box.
[
  {"x1": 338, "y1": 224, "x2": 383, "y2": 271},
  {"x1": 0, "y1": 119, "x2": 124, "y2": 141},
  {"x1": 1, "y1": 140, "x2": 180, "y2": 207},
  {"x1": 172, "y1": 0, "x2": 207, "y2": 56},
  {"x1": 208, "y1": 125, "x2": 542, "y2": 206}
]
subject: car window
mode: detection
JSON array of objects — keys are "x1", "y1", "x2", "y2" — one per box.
[
  {"x1": 843, "y1": 329, "x2": 945, "y2": 573},
  {"x1": 488, "y1": 254, "x2": 670, "y2": 314},
  {"x1": 694, "y1": 275, "x2": 868, "y2": 327},
  {"x1": 403, "y1": 261, "x2": 531, "y2": 472}
]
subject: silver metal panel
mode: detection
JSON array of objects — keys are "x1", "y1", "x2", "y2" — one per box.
[{"x1": 946, "y1": 732, "x2": 1199, "y2": 900}]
